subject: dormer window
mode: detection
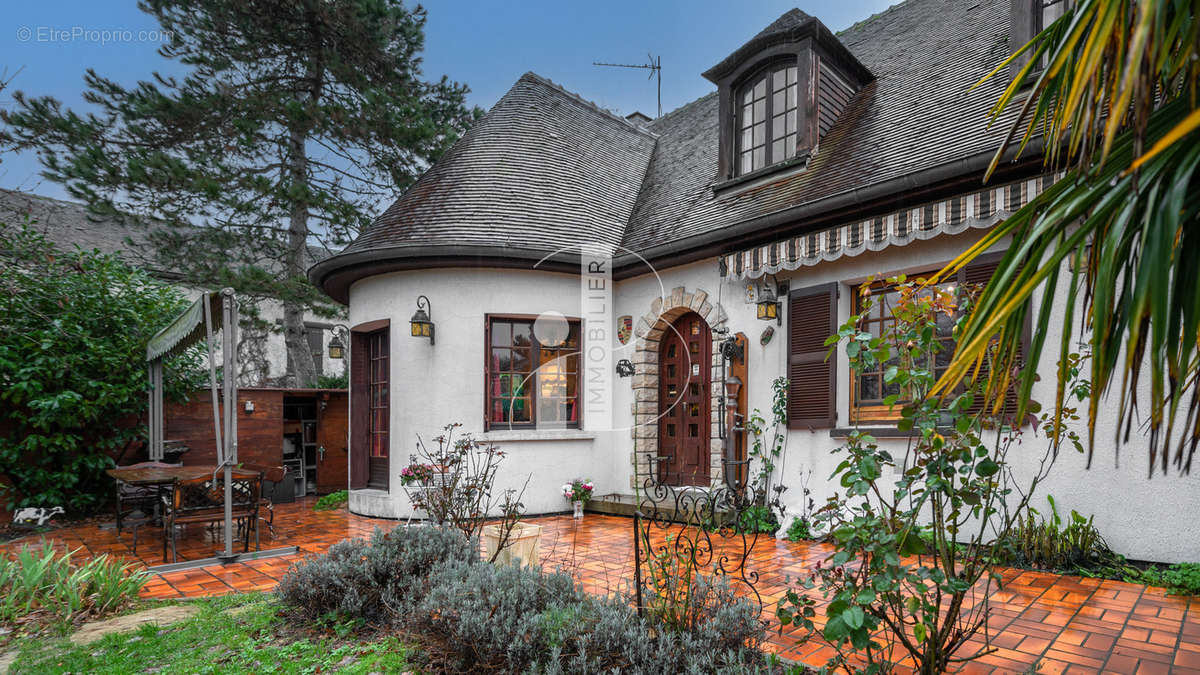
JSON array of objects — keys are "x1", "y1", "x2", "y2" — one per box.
[
  {"x1": 703, "y1": 9, "x2": 872, "y2": 188},
  {"x1": 736, "y1": 63, "x2": 799, "y2": 175},
  {"x1": 1010, "y1": 0, "x2": 1074, "y2": 74}
]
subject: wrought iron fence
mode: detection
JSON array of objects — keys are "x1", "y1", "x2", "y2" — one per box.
[{"x1": 631, "y1": 464, "x2": 767, "y2": 622}]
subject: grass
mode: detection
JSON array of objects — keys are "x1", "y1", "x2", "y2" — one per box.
[{"x1": 8, "y1": 593, "x2": 413, "y2": 674}]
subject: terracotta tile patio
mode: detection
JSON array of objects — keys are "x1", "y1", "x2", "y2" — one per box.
[{"x1": 4, "y1": 500, "x2": 1198, "y2": 674}]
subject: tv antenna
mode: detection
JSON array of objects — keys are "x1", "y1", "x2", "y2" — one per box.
[{"x1": 593, "y1": 53, "x2": 661, "y2": 118}]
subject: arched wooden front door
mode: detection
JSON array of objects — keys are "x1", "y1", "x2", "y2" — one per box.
[{"x1": 658, "y1": 312, "x2": 711, "y2": 486}]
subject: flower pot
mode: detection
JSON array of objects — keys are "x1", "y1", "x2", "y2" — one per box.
[
  {"x1": 573, "y1": 500, "x2": 584, "y2": 519},
  {"x1": 482, "y1": 522, "x2": 542, "y2": 566}
]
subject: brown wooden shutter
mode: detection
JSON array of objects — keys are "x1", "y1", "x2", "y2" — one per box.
[
  {"x1": 349, "y1": 330, "x2": 369, "y2": 489},
  {"x1": 958, "y1": 253, "x2": 1029, "y2": 423},
  {"x1": 787, "y1": 283, "x2": 838, "y2": 430}
]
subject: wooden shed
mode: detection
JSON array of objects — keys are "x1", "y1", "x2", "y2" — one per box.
[{"x1": 164, "y1": 388, "x2": 348, "y2": 496}]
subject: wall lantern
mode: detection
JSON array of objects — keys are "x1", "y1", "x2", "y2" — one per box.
[
  {"x1": 615, "y1": 359, "x2": 635, "y2": 377},
  {"x1": 244, "y1": 400, "x2": 255, "y2": 415},
  {"x1": 756, "y1": 278, "x2": 784, "y2": 326},
  {"x1": 410, "y1": 295, "x2": 435, "y2": 345},
  {"x1": 327, "y1": 332, "x2": 346, "y2": 360}
]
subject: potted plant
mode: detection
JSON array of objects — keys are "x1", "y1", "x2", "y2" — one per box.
[
  {"x1": 400, "y1": 461, "x2": 436, "y2": 520},
  {"x1": 562, "y1": 478, "x2": 593, "y2": 519}
]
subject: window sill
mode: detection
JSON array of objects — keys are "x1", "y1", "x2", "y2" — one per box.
[
  {"x1": 479, "y1": 429, "x2": 595, "y2": 442},
  {"x1": 830, "y1": 426, "x2": 941, "y2": 439},
  {"x1": 712, "y1": 151, "x2": 811, "y2": 195}
]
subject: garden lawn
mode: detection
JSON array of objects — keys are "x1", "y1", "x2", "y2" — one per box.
[{"x1": 7, "y1": 594, "x2": 413, "y2": 675}]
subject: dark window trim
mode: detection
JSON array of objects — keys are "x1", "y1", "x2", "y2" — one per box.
[
  {"x1": 733, "y1": 57, "x2": 801, "y2": 176},
  {"x1": 713, "y1": 39, "x2": 816, "y2": 182},
  {"x1": 352, "y1": 318, "x2": 390, "y2": 333},
  {"x1": 712, "y1": 151, "x2": 811, "y2": 193},
  {"x1": 484, "y1": 313, "x2": 583, "y2": 432}
]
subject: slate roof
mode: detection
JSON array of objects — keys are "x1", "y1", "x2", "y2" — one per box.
[
  {"x1": 0, "y1": 188, "x2": 156, "y2": 260},
  {"x1": 702, "y1": 8, "x2": 817, "y2": 81},
  {"x1": 345, "y1": 72, "x2": 657, "y2": 256},
  {"x1": 0, "y1": 188, "x2": 330, "y2": 277},
  {"x1": 314, "y1": 0, "x2": 1032, "y2": 298},
  {"x1": 623, "y1": 0, "x2": 1024, "y2": 252}
]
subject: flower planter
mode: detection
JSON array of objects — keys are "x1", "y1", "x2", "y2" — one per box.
[
  {"x1": 573, "y1": 500, "x2": 584, "y2": 519},
  {"x1": 482, "y1": 522, "x2": 542, "y2": 566}
]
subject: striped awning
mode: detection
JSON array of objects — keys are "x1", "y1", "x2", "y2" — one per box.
[{"x1": 723, "y1": 174, "x2": 1055, "y2": 279}]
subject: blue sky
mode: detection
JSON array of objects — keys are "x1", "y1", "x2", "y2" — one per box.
[{"x1": 0, "y1": 0, "x2": 897, "y2": 200}]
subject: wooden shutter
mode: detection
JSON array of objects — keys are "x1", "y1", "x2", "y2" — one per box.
[
  {"x1": 958, "y1": 253, "x2": 1029, "y2": 423},
  {"x1": 788, "y1": 283, "x2": 838, "y2": 429},
  {"x1": 348, "y1": 330, "x2": 370, "y2": 489}
]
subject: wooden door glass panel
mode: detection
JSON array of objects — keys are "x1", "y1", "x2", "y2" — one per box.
[{"x1": 657, "y1": 312, "x2": 711, "y2": 486}]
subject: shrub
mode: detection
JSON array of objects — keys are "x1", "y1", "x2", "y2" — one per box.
[
  {"x1": 407, "y1": 423, "x2": 528, "y2": 562},
  {"x1": 777, "y1": 276, "x2": 1087, "y2": 674},
  {"x1": 737, "y1": 505, "x2": 779, "y2": 535},
  {"x1": 786, "y1": 517, "x2": 813, "y2": 542},
  {"x1": 1158, "y1": 563, "x2": 1200, "y2": 596},
  {"x1": 312, "y1": 490, "x2": 348, "y2": 511},
  {"x1": 0, "y1": 543, "x2": 149, "y2": 625},
  {"x1": 413, "y1": 559, "x2": 770, "y2": 673},
  {"x1": 994, "y1": 496, "x2": 1114, "y2": 571},
  {"x1": 0, "y1": 220, "x2": 202, "y2": 512},
  {"x1": 276, "y1": 525, "x2": 474, "y2": 622}
]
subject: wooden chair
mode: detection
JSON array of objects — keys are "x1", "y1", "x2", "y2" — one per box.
[
  {"x1": 162, "y1": 471, "x2": 261, "y2": 563},
  {"x1": 241, "y1": 463, "x2": 286, "y2": 537}
]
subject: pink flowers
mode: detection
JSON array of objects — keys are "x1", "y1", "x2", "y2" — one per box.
[
  {"x1": 562, "y1": 478, "x2": 594, "y2": 503},
  {"x1": 400, "y1": 462, "x2": 435, "y2": 485}
]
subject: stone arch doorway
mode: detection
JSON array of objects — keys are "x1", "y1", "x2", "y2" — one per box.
[
  {"x1": 657, "y1": 311, "x2": 712, "y2": 486},
  {"x1": 630, "y1": 286, "x2": 727, "y2": 489}
]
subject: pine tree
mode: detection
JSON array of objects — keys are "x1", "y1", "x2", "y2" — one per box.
[{"x1": 1, "y1": 0, "x2": 478, "y2": 386}]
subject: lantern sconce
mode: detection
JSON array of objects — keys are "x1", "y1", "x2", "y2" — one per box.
[
  {"x1": 615, "y1": 359, "x2": 635, "y2": 378},
  {"x1": 756, "y1": 277, "x2": 785, "y2": 326},
  {"x1": 244, "y1": 400, "x2": 255, "y2": 415},
  {"x1": 410, "y1": 295, "x2": 435, "y2": 345},
  {"x1": 327, "y1": 329, "x2": 346, "y2": 360}
]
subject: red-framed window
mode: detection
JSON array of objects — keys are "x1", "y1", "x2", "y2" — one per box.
[
  {"x1": 368, "y1": 330, "x2": 389, "y2": 458},
  {"x1": 486, "y1": 316, "x2": 580, "y2": 429}
]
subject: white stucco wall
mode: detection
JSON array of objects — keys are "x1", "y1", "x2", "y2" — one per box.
[
  {"x1": 347, "y1": 268, "x2": 620, "y2": 517},
  {"x1": 345, "y1": 236, "x2": 1199, "y2": 562}
]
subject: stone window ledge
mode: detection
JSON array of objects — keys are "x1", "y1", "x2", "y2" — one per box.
[{"x1": 479, "y1": 430, "x2": 596, "y2": 442}]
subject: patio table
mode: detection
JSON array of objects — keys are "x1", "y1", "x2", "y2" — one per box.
[{"x1": 108, "y1": 465, "x2": 259, "y2": 532}]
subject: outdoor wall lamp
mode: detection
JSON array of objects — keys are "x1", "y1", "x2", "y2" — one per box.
[
  {"x1": 326, "y1": 323, "x2": 350, "y2": 360},
  {"x1": 756, "y1": 279, "x2": 782, "y2": 326},
  {"x1": 327, "y1": 332, "x2": 345, "y2": 360},
  {"x1": 616, "y1": 359, "x2": 635, "y2": 377},
  {"x1": 244, "y1": 400, "x2": 255, "y2": 415},
  {"x1": 410, "y1": 295, "x2": 435, "y2": 345}
]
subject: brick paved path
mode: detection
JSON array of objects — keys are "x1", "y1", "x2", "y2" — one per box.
[{"x1": 4, "y1": 501, "x2": 1197, "y2": 673}]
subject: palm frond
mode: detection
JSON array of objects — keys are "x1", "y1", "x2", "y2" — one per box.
[{"x1": 931, "y1": 0, "x2": 1200, "y2": 474}]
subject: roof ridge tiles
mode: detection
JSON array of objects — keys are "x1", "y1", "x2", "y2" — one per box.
[{"x1": 518, "y1": 71, "x2": 659, "y2": 138}]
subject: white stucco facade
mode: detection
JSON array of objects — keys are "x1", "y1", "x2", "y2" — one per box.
[{"x1": 341, "y1": 231, "x2": 1199, "y2": 563}]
